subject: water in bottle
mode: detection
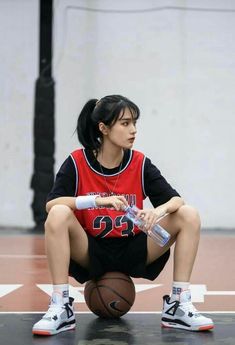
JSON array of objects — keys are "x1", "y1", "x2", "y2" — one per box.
[{"x1": 124, "y1": 205, "x2": 171, "y2": 247}]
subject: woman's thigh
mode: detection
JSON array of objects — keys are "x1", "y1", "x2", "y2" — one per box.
[{"x1": 46, "y1": 204, "x2": 90, "y2": 269}]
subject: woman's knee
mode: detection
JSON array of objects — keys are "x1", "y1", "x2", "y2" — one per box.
[
  {"x1": 177, "y1": 205, "x2": 201, "y2": 231},
  {"x1": 45, "y1": 204, "x2": 73, "y2": 232}
]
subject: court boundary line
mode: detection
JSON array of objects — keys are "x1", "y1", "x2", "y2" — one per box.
[{"x1": 1, "y1": 311, "x2": 235, "y2": 314}]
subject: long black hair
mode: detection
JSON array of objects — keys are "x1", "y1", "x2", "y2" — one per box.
[{"x1": 76, "y1": 95, "x2": 140, "y2": 152}]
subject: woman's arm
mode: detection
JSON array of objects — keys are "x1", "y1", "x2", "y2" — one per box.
[
  {"x1": 157, "y1": 196, "x2": 185, "y2": 217},
  {"x1": 141, "y1": 157, "x2": 185, "y2": 230},
  {"x1": 46, "y1": 197, "x2": 76, "y2": 213},
  {"x1": 136, "y1": 196, "x2": 184, "y2": 232},
  {"x1": 46, "y1": 195, "x2": 129, "y2": 213},
  {"x1": 143, "y1": 157, "x2": 181, "y2": 207}
]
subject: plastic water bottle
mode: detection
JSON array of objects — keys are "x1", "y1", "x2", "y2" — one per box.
[{"x1": 124, "y1": 205, "x2": 171, "y2": 247}]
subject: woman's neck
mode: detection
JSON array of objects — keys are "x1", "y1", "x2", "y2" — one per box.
[{"x1": 96, "y1": 145, "x2": 124, "y2": 169}]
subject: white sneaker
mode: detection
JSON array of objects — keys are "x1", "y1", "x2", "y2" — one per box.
[
  {"x1": 161, "y1": 290, "x2": 214, "y2": 331},
  {"x1": 32, "y1": 297, "x2": 76, "y2": 336}
]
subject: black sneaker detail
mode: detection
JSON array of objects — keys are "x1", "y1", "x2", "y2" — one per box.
[
  {"x1": 69, "y1": 297, "x2": 74, "y2": 306},
  {"x1": 162, "y1": 317, "x2": 190, "y2": 328},
  {"x1": 162, "y1": 295, "x2": 170, "y2": 302},
  {"x1": 188, "y1": 312, "x2": 194, "y2": 317},
  {"x1": 63, "y1": 297, "x2": 74, "y2": 318},
  {"x1": 163, "y1": 296, "x2": 180, "y2": 317},
  {"x1": 56, "y1": 319, "x2": 76, "y2": 331},
  {"x1": 64, "y1": 303, "x2": 74, "y2": 319},
  {"x1": 52, "y1": 315, "x2": 58, "y2": 321}
]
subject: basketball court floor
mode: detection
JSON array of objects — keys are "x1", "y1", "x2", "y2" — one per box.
[{"x1": 1, "y1": 227, "x2": 235, "y2": 344}]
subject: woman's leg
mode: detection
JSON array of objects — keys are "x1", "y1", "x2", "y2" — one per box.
[
  {"x1": 33, "y1": 204, "x2": 89, "y2": 335},
  {"x1": 45, "y1": 204, "x2": 90, "y2": 284},
  {"x1": 146, "y1": 204, "x2": 213, "y2": 331},
  {"x1": 146, "y1": 204, "x2": 200, "y2": 282}
]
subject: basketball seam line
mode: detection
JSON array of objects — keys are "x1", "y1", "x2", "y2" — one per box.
[
  {"x1": 95, "y1": 284, "x2": 134, "y2": 306},
  {"x1": 95, "y1": 282, "x2": 116, "y2": 317}
]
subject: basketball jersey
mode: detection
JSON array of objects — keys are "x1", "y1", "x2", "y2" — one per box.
[{"x1": 71, "y1": 149, "x2": 146, "y2": 238}]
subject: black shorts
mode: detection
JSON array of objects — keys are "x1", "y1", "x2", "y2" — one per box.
[{"x1": 69, "y1": 232, "x2": 170, "y2": 284}]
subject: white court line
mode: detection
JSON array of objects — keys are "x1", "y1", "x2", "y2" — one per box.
[
  {"x1": 207, "y1": 291, "x2": 235, "y2": 295},
  {"x1": 0, "y1": 311, "x2": 235, "y2": 314},
  {"x1": 0, "y1": 255, "x2": 46, "y2": 259}
]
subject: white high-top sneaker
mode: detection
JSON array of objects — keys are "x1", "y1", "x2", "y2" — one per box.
[
  {"x1": 32, "y1": 297, "x2": 76, "y2": 336},
  {"x1": 161, "y1": 290, "x2": 214, "y2": 331}
]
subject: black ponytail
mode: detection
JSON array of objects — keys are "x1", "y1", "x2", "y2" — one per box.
[
  {"x1": 76, "y1": 99, "x2": 100, "y2": 150},
  {"x1": 76, "y1": 95, "x2": 140, "y2": 152}
]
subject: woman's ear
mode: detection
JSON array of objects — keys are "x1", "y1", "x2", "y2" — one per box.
[{"x1": 98, "y1": 122, "x2": 108, "y2": 135}]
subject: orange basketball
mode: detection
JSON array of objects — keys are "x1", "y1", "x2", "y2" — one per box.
[{"x1": 84, "y1": 271, "x2": 136, "y2": 318}]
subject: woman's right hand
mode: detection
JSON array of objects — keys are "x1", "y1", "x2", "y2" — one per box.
[{"x1": 95, "y1": 195, "x2": 128, "y2": 211}]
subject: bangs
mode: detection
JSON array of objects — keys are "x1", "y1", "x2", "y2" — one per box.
[
  {"x1": 107, "y1": 100, "x2": 140, "y2": 127},
  {"x1": 118, "y1": 105, "x2": 140, "y2": 121}
]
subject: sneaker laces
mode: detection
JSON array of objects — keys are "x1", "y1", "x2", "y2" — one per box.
[
  {"x1": 42, "y1": 304, "x2": 64, "y2": 320},
  {"x1": 180, "y1": 301, "x2": 201, "y2": 316}
]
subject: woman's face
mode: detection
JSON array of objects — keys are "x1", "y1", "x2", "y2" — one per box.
[{"x1": 103, "y1": 108, "x2": 137, "y2": 149}]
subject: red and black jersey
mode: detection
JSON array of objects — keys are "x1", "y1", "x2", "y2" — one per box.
[
  {"x1": 71, "y1": 149, "x2": 146, "y2": 238},
  {"x1": 47, "y1": 150, "x2": 180, "y2": 235}
]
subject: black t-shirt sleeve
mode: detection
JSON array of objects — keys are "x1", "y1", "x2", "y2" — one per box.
[
  {"x1": 143, "y1": 157, "x2": 180, "y2": 207},
  {"x1": 47, "y1": 156, "x2": 77, "y2": 202}
]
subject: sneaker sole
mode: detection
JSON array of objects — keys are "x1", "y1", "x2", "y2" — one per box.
[
  {"x1": 32, "y1": 323, "x2": 76, "y2": 336},
  {"x1": 161, "y1": 321, "x2": 214, "y2": 332}
]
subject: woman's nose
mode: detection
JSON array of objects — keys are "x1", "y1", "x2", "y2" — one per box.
[{"x1": 131, "y1": 123, "x2": 137, "y2": 134}]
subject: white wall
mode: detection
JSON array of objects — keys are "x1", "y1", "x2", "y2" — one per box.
[
  {"x1": 53, "y1": 0, "x2": 235, "y2": 228},
  {"x1": 0, "y1": 0, "x2": 38, "y2": 227},
  {"x1": 1, "y1": 0, "x2": 235, "y2": 228}
]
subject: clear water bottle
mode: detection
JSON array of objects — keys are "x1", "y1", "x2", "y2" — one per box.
[{"x1": 124, "y1": 205, "x2": 171, "y2": 247}]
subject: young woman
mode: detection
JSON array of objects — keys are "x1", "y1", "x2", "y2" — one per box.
[{"x1": 32, "y1": 95, "x2": 214, "y2": 335}]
